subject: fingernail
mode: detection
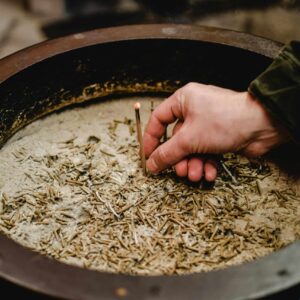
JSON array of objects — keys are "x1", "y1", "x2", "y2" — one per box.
[{"x1": 147, "y1": 157, "x2": 159, "y2": 174}]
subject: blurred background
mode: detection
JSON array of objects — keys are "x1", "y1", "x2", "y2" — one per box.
[{"x1": 0, "y1": 0, "x2": 299, "y2": 59}]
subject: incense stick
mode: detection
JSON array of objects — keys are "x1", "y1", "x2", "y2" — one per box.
[
  {"x1": 134, "y1": 102, "x2": 147, "y2": 175},
  {"x1": 163, "y1": 128, "x2": 168, "y2": 143}
]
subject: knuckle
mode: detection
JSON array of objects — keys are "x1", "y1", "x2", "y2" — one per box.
[
  {"x1": 156, "y1": 146, "x2": 169, "y2": 164},
  {"x1": 173, "y1": 88, "x2": 183, "y2": 102},
  {"x1": 175, "y1": 83, "x2": 200, "y2": 111},
  {"x1": 182, "y1": 82, "x2": 199, "y2": 97},
  {"x1": 184, "y1": 82, "x2": 198, "y2": 91},
  {"x1": 182, "y1": 82, "x2": 205, "y2": 103}
]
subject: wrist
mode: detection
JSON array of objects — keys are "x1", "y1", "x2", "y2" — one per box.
[{"x1": 239, "y1": 92, "x2": 290, "y2": 156}]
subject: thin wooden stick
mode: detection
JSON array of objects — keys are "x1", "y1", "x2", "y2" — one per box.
[
  {"x1": 134, "y1": 102, "x2": 147, "y2": 176},
  {"x1": 150, "y1": 100, "x2": 154, "y2": 114},
  {"x1": 163, "y1": 128, "x2": 168, "y2": 142}
]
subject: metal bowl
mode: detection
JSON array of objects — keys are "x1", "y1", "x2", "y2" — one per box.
[{"x1": 0, "y1": 24, "x2": 299, "y2": 300}]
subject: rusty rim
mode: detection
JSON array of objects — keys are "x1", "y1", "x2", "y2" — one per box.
[{"x1": 0, "y1": 24, "x2": 282, "y2": 83}]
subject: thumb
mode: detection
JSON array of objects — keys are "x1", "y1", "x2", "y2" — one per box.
[{"x1": 146, "y1": 129, "x2": 189, "y2": 174}]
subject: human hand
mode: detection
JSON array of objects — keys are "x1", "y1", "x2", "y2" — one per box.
[{"x1": 143, "y1": 83, "x2": 289, "y2": 182}]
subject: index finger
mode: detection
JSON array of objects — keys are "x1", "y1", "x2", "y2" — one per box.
[{"x1": 143, "y1": 91, "x2": 183, "y2": 157}]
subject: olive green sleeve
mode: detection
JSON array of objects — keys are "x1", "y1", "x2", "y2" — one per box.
[{"x1": 248, "y1": 41, "x2": 300, "y2": 141}]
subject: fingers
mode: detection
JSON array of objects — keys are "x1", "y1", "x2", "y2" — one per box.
[
  {"x1": 144, "y1": 91, "x2": 183, "y2": 158},
  {"x1": 187, "y1": 158, "x2": 217, "y2": 182},
  {"x1": 147, "y1": 127, "x2": 219, "y2": 179},
  {"x1": 188, "y1": 157, "x2": 204, "y2": 182},
  {"x1": 176, "y1": 157, "x2": 218, "y2": 182},
  {"x1": 174, "y1": 155, "x2": 217, "y2": 183},
  {"x1": 175, "y1": 159, "x2": 188, "y2": 177},
  {"x1": 173, "y1": 122, "x2": 189, "y2": 177},
  {"x1": 172, "y1": 120, "x2": 183, "y2": 135},
  {"x1": 146, "y1": 129, "x2": 188, "y2": 174},
  {"x1": 204, "y1": 160, "x2": 218, "y2": 182}
]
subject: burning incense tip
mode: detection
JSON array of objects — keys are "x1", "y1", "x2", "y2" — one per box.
[{"x1": 134, "y1": 102, "x2": 141, "y2": 110}]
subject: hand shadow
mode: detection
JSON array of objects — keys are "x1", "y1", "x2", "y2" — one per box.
[{"x1": 266, "y1": 142, "x2": 300, "y2": 180}]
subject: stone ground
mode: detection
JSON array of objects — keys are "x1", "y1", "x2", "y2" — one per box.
[
  {"x1": 0, "y1": 0, "x2": 299, "y2": 59},
  {"x1": 196, "y1": 6, "x2": 300, "y2": 44},
  {"x1": 0, "y1": 0, "x2": 45, "y2": 59}
]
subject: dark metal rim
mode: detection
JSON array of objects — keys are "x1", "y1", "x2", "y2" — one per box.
[
  {"x1": 1, "y1": 24, "x2": 299, "y2": 300},
  {"x1": 0, "y1": 24, "x2": 283, "y2": 83}
]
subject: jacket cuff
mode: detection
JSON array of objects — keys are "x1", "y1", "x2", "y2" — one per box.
[{"x1": 248, "y1": 41, "x2": 300, "y2": 142}]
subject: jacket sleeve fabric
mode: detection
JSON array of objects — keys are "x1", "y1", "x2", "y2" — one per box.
[{"x1": 248, "y1": 41, "x2": 300, "y2": 141}]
